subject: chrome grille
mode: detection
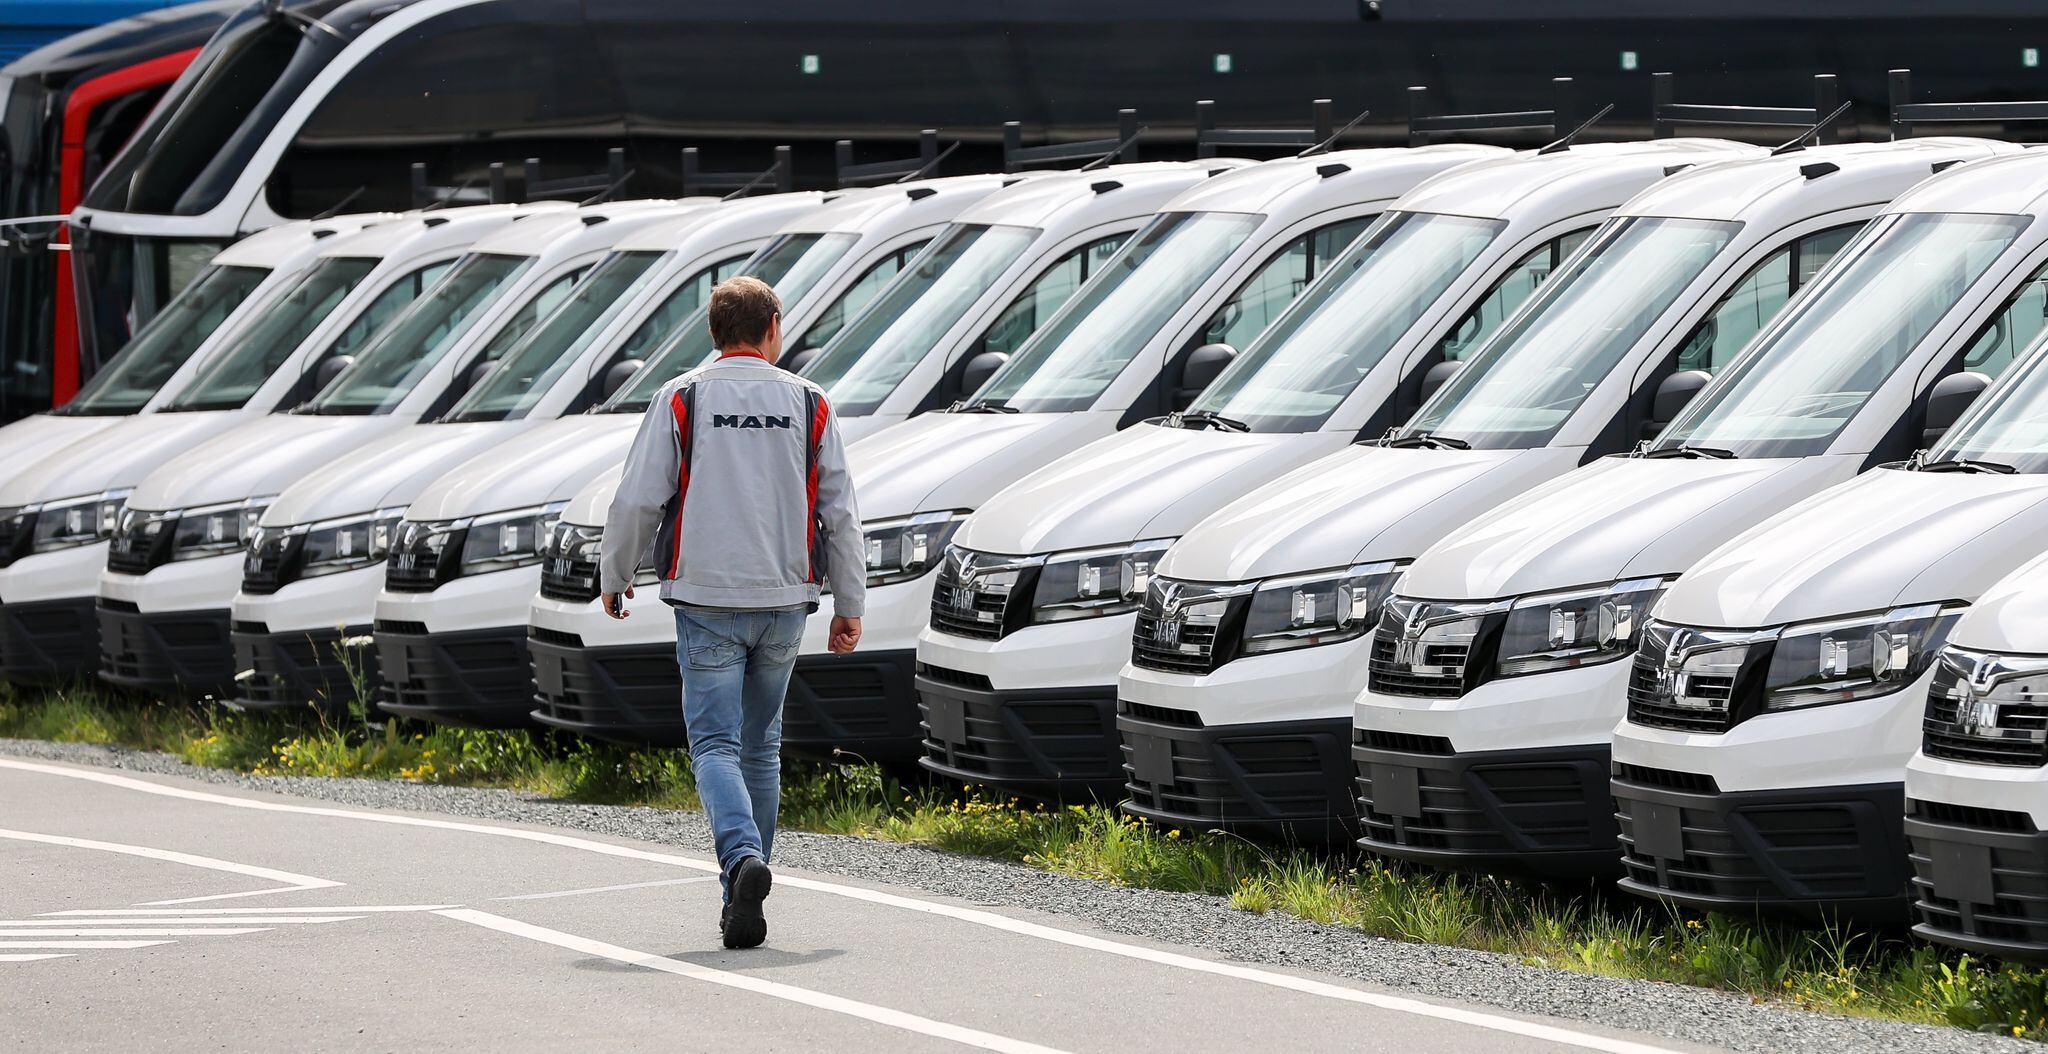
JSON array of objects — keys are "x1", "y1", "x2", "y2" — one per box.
[
  {"x1": 240, "y1": 525, "x2": 304, "y2": 595},
  {"x1": 1365, "y1": 596, "x2": 1502, "y2": 699},
  {"x1": 539, "y1": 522, "x2": 604, "y2": 603},
  {"x1": 1130, "y1": 577, "x2": 1248, "y2": 675},
  {"x1": 1922, "y1": 647, "x2": 2048, "y2": 767},
  {"x1": 106, "y1": 507, "x2": 175, "y2": 575},
  {"x1": 928, "y1": 547, "x2": 1035, "y2": 641},
  {"x1": 1623, "y1": 621, "x2": 1770, "y2": 734},
  {"x1": 383, "y1": 519, "x2": 462, "y2": 593}
]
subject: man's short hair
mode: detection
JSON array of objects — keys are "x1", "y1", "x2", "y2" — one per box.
[{"x1": 707, "y1": 276, "x2": 782, "y2": 350}]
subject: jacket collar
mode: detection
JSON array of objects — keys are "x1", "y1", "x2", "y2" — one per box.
[{"x1": 718, "y1": 348, "x2": 773, "y2": 363}]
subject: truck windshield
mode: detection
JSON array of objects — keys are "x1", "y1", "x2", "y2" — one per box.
[
  {"x1": 606, "y1": 231, "x2": 857, "y2": 412},
  {"x1": 56, "y1": 264, "x2": 270, "y2": 416},
  {"x1": 1658, "y1": 213, "x2": 2031, "y2": 460},
  {"x1": 159, "y1": 256, "x2": 379, "y2": 412},
  {"x1": 303, "y1": 253, "x2": 532, "y2": 416},
  {"x1": 440, "y1": 251, "x2": 670, "y2": 423},
  {"x1": 969, "y1": 210, "x2": 1261, "y2": 414},
  {"x1": 1398, "y1": 216, "x2": 1742, "y2": 450},
  {"x1": 805, "y1": 223, "x2": 1039, "y2": 415},
  {"x1": 1189, "y1": 211, "x2": 1506, "y2": 432}
]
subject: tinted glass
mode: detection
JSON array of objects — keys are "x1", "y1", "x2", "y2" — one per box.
[
  {"x1": 305, "y1": 253, "x2": 532, "y2": 415},
  {"x1": 787, "y1": 240, "x2": 931, "y2": 359},
  {"x1": 470, "y1": 265, "x2": 589, "y2": 365},
  {"x1": 161, "y1": 256, "x2": 378, "y2": 412},
  {"x1": 1195, "y1": 215, "x2": 1371, "y2": 353},
  {"x1": 61, "y1": 264, "x2": 269, "y2": 415},
  {"x1": 974, "y1": 236, "x2": 1127, "y2": 360}
]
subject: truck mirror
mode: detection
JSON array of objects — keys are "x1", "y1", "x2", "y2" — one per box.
[
  {"x1": 462, "y1": 358, "x2": 497, "y2": 395},
  {"x1": 1174, "y1": 343, "x2": 1236, "y2": 408},
  {"x1": 782, "y1": 346, "x2": 821, "y2": 374},
  {"x1": 313, "y1": 354, "x2": 354, "y2": 393},
  {"x1": 960, "y1": 350, "x2": 1008, "y2": 397},
  {"x1": 1419, "y1": 359, "x2": 1462, "y2": 402},
  {"x1": 1646, "y1": 369, "x2": 1712, "y2": 438},
  {"x1": 1923, "y1": 371, "x2": 1991, "y2": 446},
  {"x1": 600, "y1": 358, "x2": 644, "y2": 400}
]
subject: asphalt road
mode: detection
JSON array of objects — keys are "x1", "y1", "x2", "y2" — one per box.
[{"x1": 0, "y1": 756, "x2": 1734, "y2": 1054}]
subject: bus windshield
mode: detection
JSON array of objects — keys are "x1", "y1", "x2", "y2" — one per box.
[
  {"x1": 57, "y1": 264, "x2": 270, "y2": 416},
  {"x1": 160, "y1": 256, "x2": 379, "y2": 412},
  {"x1": 303, "y1": 253, "x2": 532, "y2": 416}
]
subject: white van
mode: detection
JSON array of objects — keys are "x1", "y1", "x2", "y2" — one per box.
[
  {"x1": 0, "y1": 204, "x2": 552, "y2": 685},
  {"x1": 524, "y1": 160, "x2": 1249, "y2": 747},
  {"x1": 370, "y1": 175, "x2": 1014, "y2": 727},
  {"x1": 1357, "y1": 138, "x2": 2021, "y2": 873},
  {"x1": 218, "y1": 198, "x2": 808, "y2": 712},
  {"x1": 0, "y1": 217, "x2": 384, "y2": 495},
  {"x1": 1903, "y1": 548, "x2": 2048, "y2": 960},
  {"x1": 1612, "y1": 166, "x2": 2048, "y2": 916}
]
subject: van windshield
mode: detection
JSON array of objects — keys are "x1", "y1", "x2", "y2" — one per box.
[
  {"x1": 440, "y1": 251, "x2": 669, "y2": 422},
  {"x1": 1189, "y1": 211, "x2": 1506, "y2": 433},
  {"x1": 1926, "y1": 327, "x2": 2048, "y2": 474},
  {"x1": 58, "y1": 264, "x2": 270, "y2": 416},
  {"x1": 968, "y1": 210, "x2": 1261, "y2": 414},
  {"x1": 304, "y1": 253, "x2": 532, "y2": 416},
  {"x1": 1659, "y1": 213, "x2": 2031, "y2": 460},
  {"x1": 1397, "y1": 216, "x2": 1741, "y2": 450},
  {"x1": 805, "y1": 223, "x2": 1039, "y2": 415},
  {"x1": 607, "y1": 232, "x2": 857, "y2": 412},
  {"x1": 160, "y1": 256, "x2": 379, "y2": 412}
]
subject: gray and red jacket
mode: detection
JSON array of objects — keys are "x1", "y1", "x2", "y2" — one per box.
[{"x1": 601, "y1": 352, "x2": 865, "y2": 616}]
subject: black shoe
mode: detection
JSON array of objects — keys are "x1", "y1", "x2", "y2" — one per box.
[{"x1": 721, "y1": 856, "x2": 772, "y2": 949}]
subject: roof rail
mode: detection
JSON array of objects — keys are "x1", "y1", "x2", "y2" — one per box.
[
  {"x1": 1195, "y1": 98, "x2": 1335, "y2": 157},
  {"x1": 1003, "y1": 109, "x2": 1140, "y2": 172},
  {"x1": 1890, "y1": 69, "x2": 2048, "y2": 140},
  {"x1": 1652, "y1": 72, "x2": 1841, "y2": 142},
  {"x1": 836, "y1": 130, "x2": 943, "y2": 187},
  {"x1": 1407, "y1": 77, "x2": 1574, "y2": 146},
  {"x1": 681, "y1": 145, "x2": 794, "y2": 198},
  {"x1": 520, "y1": 147, "x2": 629, "y2": 201}
]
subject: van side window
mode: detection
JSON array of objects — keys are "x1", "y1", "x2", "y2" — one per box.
[
  {"x1": 1673, "y1": 223, "x2": 1859, "y2": 373},
  {"x1": 1195, "y1": 214, "x2": 1373, "y2": 351},
  {"x1": 788, "y1": 240, "x2": 930, "y2": 357},
  {"x1": 609, "y1": 253, "x2": 750, "y2": 364},
  {"x1": 313, "y1": 260, "x2": 453, "y2": 370},
  {"x1": 1957, "y1": 259, "x2": 2048, "y2": 380},
  {"x1": 471, "y1": 265, "x2": 589, "y2": 366},
  {"x1": 977, "y1": 235, "x2": 1126, "y2": 359},
  {"x1": 1432, "y1": 227, "x2": 1594, "y2": 363}
]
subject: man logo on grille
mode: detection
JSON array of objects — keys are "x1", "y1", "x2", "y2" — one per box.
[
  {"x1": 1392, "y1": 603, "x2": 1429, "y2": 666},
  {"x1": 1149, "y1": 581, "x2": 1185, "y2": 647},
  {"x1": 1960, "y1": 654, "x2": 2002, "y2": 735}
]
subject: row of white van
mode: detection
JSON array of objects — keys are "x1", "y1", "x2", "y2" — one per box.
[{"x1": 6, "y1": 133, "x2": 2048, "y2": 959}]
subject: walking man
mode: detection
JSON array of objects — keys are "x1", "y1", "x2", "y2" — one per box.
[{"x1": 599, "y1": 276, "x2": 864, "y2": 949}]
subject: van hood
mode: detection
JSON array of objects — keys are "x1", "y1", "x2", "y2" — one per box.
[
  {"x1": 1400, "y1": 455, "x2": 1855, "y2": 601},
  {"x1": 0, "y1": 410, "x2": 249, "y2": 507},
  {"x1": 1953, "y1": 548, "x2": 2048, "y2": 653},
  {"x1": 403, "y1": 414, "x2": 639, "y2": 521},
  {"x1": 128, "y1": 415, "x2": 404, "y2": 511},
  {"x1": 1657, "y1": 468, "x2": 2048, "y2": 629},
  {"x1": 953, "y1": 423, "x2": 1348, "y2": 555},
  {"x1": 263, "y1": 420, "x2": 535, "y2": 526},
  {"x1": 0, "y1": 414, "x2": 121, "y2": 494},
  {"x1": 560, "y1": 465, "x2": 625, "y2": 529},
  {"x1": 847, "y1": 410, "x2": 1117, "y2": 521},
  {"x1": 1158, "y1": 446, "x2": 1579, "y2": 583},
  {"x1": 837, "y1": 413, "x2": 892, "y2": 447}
]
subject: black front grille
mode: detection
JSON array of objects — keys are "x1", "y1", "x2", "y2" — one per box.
[
  {"x1": 1612, "y1": 761, "x2": 1718, "y2": 794},
  {"x1": 1623, "y1": 620, "x2": 1771, "y2": 734},
  {"x1": 1365, "y1": 596, "x2": 1502, "y2": 700},
  {"x1": 538, "y1": 522, "x2": 603, "y2": 603},
  {"x1": 917, "y1": 662, "x2": 991, "y2": 691},
  {"x1": 928, "y1": 548, "x2": 1034, "y2": 641},
  {"x1": 1913, "y1": 797, "x2": 2033, "y2": 833},
  {"x1": 375, "y1": 618, "x2": 429, "y2": 636},
  {"x1": 1123, "y1": 717, "x2": 1354, "y2": 835},
  {"x1": 241, "y1": 528, "x2": 304, "y2": 594},
  {"x1": 0, "y1": 507, "x2": 31, "y2": 567},
  {"x1": 1129, "y1": 577, "x2": 1248, "y2": 675},
  {"x1": 1354, "y1": 727, "x2": 1453, "y2": 756},
  {"x1": 1908, "y1": 797, "x2": 2048, "y2": 951},
  {"x1": 1921, "y1": 648, "x2": 2048, "y2": 767},
  {"x1": 528, "y1": 626, "x2": 581, "y2": 648},
  {"x1": 383, "y1": 520, "x2": 463, "y2": 593},
  {"x1": 106, "y1": 509, "x2": 175, "y2": 575},
  {"x1": 1121, "y1": 700, "x2": 1202, "y2": 727}
]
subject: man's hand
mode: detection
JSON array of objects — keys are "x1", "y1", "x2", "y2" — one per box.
[
  {"x1": 601, "y1": 585, "x2": 633, "y2": 620},
  {"x1": 828, "y1": 615, "x2": 862, "y2": 654}
]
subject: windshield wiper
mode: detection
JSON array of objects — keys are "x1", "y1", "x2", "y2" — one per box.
[
  {"x1": 1642, "y1": 444, "x2": 1737, "y2": 460},
  {"x1": 1379, "y1": 431, "x2": 1469, "y2": 450},
  {"x1": 1917, "y1": 456, "x2": 2017, "y2": 474},
  {"x1": 1174, "y1": 409, "x2": 1250, "y2": 433},
  {"x1": 954, "y1": 399, "x2": 1019, "y2": 414}
]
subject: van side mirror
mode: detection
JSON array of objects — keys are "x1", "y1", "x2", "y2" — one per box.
[
  {"x1": 1646, "y1": 369, "x2": 1712, "y2": 438},
  {"x1": 312, "y1": 354, "x2": 354, "y2": 393},
  {"x1": 782, "y1": 347, "x2": 821, "y2": 375},
  {"x1": 600, "y1": 358, "x2": 643, "y2": 400},
  {"x1": 959, "y1": 350, "x2": 1008, "y2": 398},
  {"x1": 1923, "y1": 371, "x2": 1991, "y2": 446},
  {"x1": 1174, "y1": 343, "x2": 1235, "y2": 409},
  {"x1": 1419, "y1": 359, "x2": 1462, "y2": 403},
  {"x1": 462, "y1": 358, "x2": 497, "y2": 395}
]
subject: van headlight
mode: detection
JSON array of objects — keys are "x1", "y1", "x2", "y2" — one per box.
[
  {"x1": 1240, "y1": 562, "x2": 1405, "y2": 656},
  {"x1": 297, "y1": 507, "x2": 407, "y2": 579},
  {"x1": 171, "y1": 496, "x2": 274, "y2": 560},
  {"x1": 457, "y1": 502, "x2": 568, "y2": 576},
  {"x1": 1495, "y1": 577, "x2": 1670, "y2": 677},
  {"x1": 1029, "y1": 539, "x2": 1173, "y2": 624},
  {"x1": 1762, "y1": 602, "x2": 1966, "y2": 710},
  {"x1": 864, "y1": 511, "x2": 968, "y2": 586},
  {"x1": 29, "y1": 488, "x2": 131, "y2": 552}
]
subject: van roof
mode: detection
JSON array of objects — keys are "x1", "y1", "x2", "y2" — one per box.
[
  {"x1": 1391, "y1": 139, "x2": 1759, "y2": 220},
  {"x1": 1163, "y1": 144, "x2": 1508, "y2": 217},
  {"x1": 1619, "y1": 137, "x2": 2017, "y2": 222},
  {"x1": 1887, "y1": 147, "x2": 2048, "y2": 217},
  {"x1": 612, "y1": 191, "x2": 830, "y2": 253},
  {"x1": 951, "y1": 161, "x2": 1249, "y2": 229}
]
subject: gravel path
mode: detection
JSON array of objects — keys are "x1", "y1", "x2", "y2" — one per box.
[{"x1": 3, "y1": 737, "x2": 2029, "y2": 1054}]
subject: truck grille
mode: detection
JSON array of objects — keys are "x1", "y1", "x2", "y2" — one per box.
[
  {"x1": 383, "y1": 519, "x2": 463, "y2": 593},
  {"x1": 1921, "y1": 647, "x2": 2048, "y2": 767},
  {"x1": 928, "y1": 547, "x2": 1037, "y2": 641},
  {"x1": 0, "y1": 506, "x2": 30, "y2": 567},
  {"x1": 1130, "y1": 577, "x2": 1248, "y2": 675},
  {"x1": 241, "y1": 526, "x2": 305, "y2": 595},
  {"x1": 539, "y1": 522, "x2": 603, "y2": 603},
  {"x1": 1365, "y1": 596, "x2": 1502, "y2": 699},
  {"x1": 1623, "y1": 620, "x2": 1771, "y2": 734},
  {"x1": 106, "y1": 507, "x2": 175, "y2": 575}
]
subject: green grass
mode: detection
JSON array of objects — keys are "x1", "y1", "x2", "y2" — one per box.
[{"x1": 5, "y1": 682, "x2": 2047, "y2": 1040}]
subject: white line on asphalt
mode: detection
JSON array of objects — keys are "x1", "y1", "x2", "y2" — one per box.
[
  {"x1": 1, "y1": 757, "x2": 1684, "y2": 1054},
  {"x1": 0, "y1": 941, "x2": 172, "y2": 950},
  {"x1": 0, "y1": 917, "x2": 361, "y2": 926},
  {"x1": 0, "y1": 954, "x2": 73, "y2": 962},
  {"x1": 42, "y1": 906, "x2": 458, "y2": 915},
  {"x1": 491, "y1": 876, "x2": 717, "y2": 900},
  {"x1": 439, "y1": 909, "x2": 1071, "y2": 1054},
  {"x1": 0, "y1": 928, "x2": 269, "y2": 937},
  {"x1": 0, "y1": 826, "x2": 341, "y2": 905}
]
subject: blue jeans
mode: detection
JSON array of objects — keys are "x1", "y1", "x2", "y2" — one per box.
[{"x1": 675, "y1": 605, "x2": 805, "y2": 899}]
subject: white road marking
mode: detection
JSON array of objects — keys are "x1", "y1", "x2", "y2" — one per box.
[
  {"x1": 42, "y1": 906, "x2": 457, "y2": 915},
  {"x1": 439, "y1": 909, "x2": 1071, "y2": 1054},
  {"x1": 0, "y1": 917, "x2": 360, "y2": 926},
  {"x1": 491, "y1": 876, "x2": 717, "y2": 901},
  {"x1": 0, "y1": 928, "x2": 268, "y2": 937},
  {"x1": 0, "y1": 940, "x2": 171, "y2": 950},
  {"x1": 1, "y1": 757, "x2": 1684, "y2": 1054},
  {"x1": 0, "y1": 826, "x2": 341, "y2": 904},
  {"x1": 0, "y1": 954, "x2": 73, "y2": 962}
]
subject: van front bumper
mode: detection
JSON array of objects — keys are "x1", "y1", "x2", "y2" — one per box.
[
  {"x1": 528, "y1": 629, "x2": 682, "y2": 745},
  {"x1": 785, "y1": 649, "x2": 921, "y2": 764},
  {"x1": 1354, "y1": 734, "x2": 1618, "y2": 877},
  {"x1": 96, "y1": 599, "x2": 233, "y2": 694},
  {"x1": 228, "y1": 622, "x2": 375, "y2": 714},
  {"x1": 1118, "y1": 707, "x2": 1354, "y2": 842},
  {"x1": 373, "y1": 620, "x2": 532, "y2": 728},
  {"x1": 1904, "y1": 753, "x2": 2048, "y2": 961},
  {"x1": 0, "y1": 596, "x2": 98, "y2": 681},
  {"x1": 916, "y1": 665, "x2": 1121, "y2": 801}
]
